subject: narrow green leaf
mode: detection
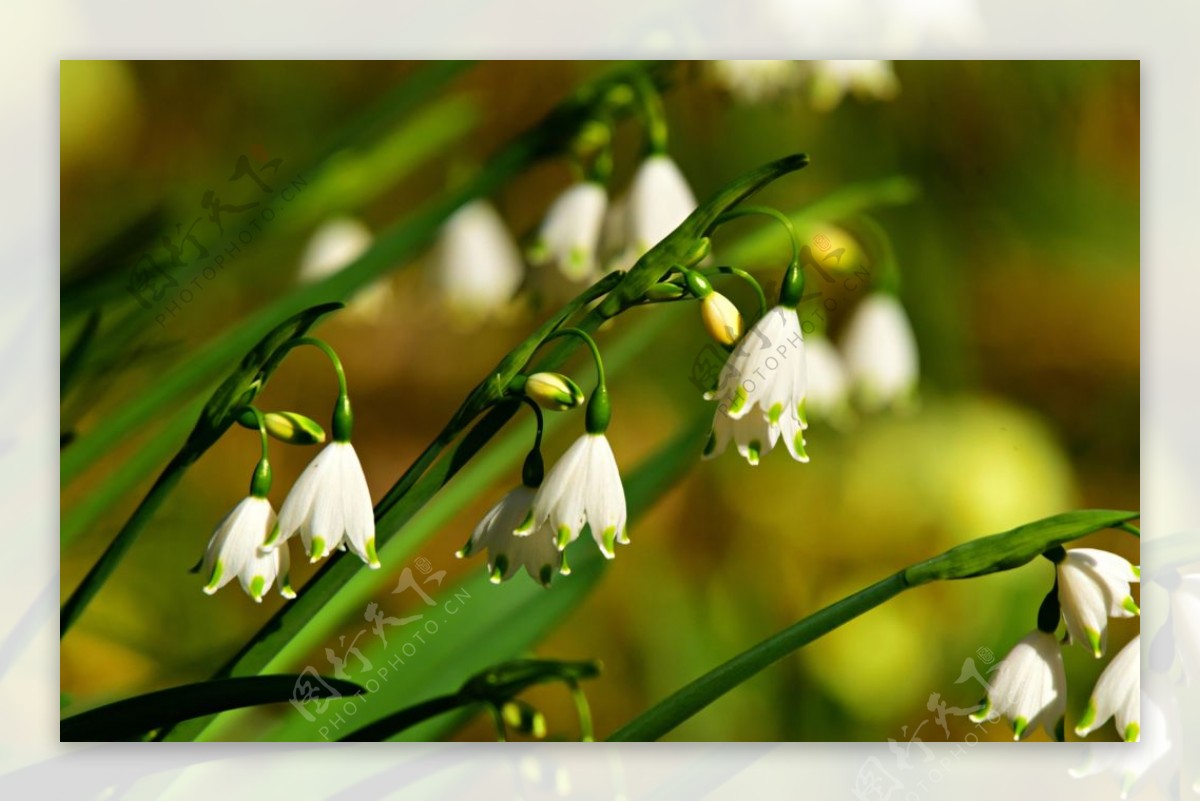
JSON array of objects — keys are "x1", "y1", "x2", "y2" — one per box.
[
  {"x1": 609, "y1": 509, "x2": 1140, "y2": 741},
  {"x1": 902, "y1": 509, "x2": 1140, "y2": 585},
  {"x1": 60, "y1": 675, "x2": 363, "y2": 742}
]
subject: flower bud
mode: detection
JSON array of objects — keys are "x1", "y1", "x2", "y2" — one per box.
[
  {"x1": 524, "y1": 372, "x2": 585, "y2": 412},
  {"x1": 700, "y1": 292, "x2": 744, "y2": 346},
  {"x1": 264, "y1": 412, "x2": 327, "y2": 445},
  {"x1": 644, "y1": 282, "x2": 685, "y2": 301},
  {"x1": 237, "y1": 409, "x2": 327, "y2": 445}
]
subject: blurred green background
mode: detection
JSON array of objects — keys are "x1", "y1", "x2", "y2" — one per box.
[{"x1": 59, "y1": 60, "x2": 1139, "y2": 742}]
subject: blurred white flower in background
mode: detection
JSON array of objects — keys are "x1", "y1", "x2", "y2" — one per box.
[
  {"x1": 297, "y1": 216, "x2": 390, "y2": 322},
  {"x1": 706, "y1": 60, "x2": 805, "y2": 103},
  {"x1": 801, "y1": 334, "x2": 850, "y2": 424},
  {"x1": 840, "y1": 292, "x2": 919, "y2": 411},
  {"x1": 626, "y1": 154, "x2": 697, "y2": 259},
  {"x1": 809, "y1": 60, "x2": 899, "y2": 112},
  {"x1": 429, "y1": 199, "x2": 524, "y2": 323},
  {"x1": 529, "y1": 181, "x2": 608, "y2": 281}
]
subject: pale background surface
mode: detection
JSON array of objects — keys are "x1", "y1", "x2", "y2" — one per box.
[{"x1": 5, "y1": 0, "x2": 1196, "y2": 797}]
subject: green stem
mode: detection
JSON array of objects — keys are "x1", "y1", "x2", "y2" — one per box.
[
  {"x1": 700, "y1": 266, "x2": 768, "y2": 319},
  {"x1": 714, "y1": 206, "x2": 800, "y2": 269},
  {"x1": 539, "y1": 328, "x2": 606, "y2": 391},
  {"x1": 339, "y1": 693, "x2": 470, "y2": 742},
  {"x1": 569, "y1": 681, "x2": 595, "y2": 742},
  {"x1": 283, "y1": 336, "x2": 349, "y2": 397},
  {"x1": 1118, "y1": 522, "x2": 1140, "y2": 538},
  {"x1": 609, "y1": 572, "x2": 908, "y2": 741},
  {"x1": 630, "y1": 69, "x2": 668, "y2": 154},
  {"x1": 517, "y1": 395, "x2": 545, "y2": 489}
]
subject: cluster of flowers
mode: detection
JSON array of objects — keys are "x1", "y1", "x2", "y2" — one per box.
[
  {"x1": 431, "y1": 151, "x2": 698, "y2": 323},
  {"x1": 977, "y1": 547, "x2": 1141, "y2": 741},
  {"x1": 200, "y1": 341, "x2": 378, "y2": 602}
]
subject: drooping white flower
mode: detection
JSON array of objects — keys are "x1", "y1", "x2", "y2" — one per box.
[
  {"x1": 803, "y1": 334, "x2": 850, "y2": 423},
  {"x1": 703, "y1": 410, "x2": 794, "y2": 466},
  {"x1": 971, "y1": 630, "x2": 1067, "y2": 740},
  {"x1": 202, "y1": 496, "x2": 294, "y2": 602},
  {"x1": 626, "y1": 154, "x2": 696, "y2": 258},
  {"x1": 809, "y1": 60, "x2": 899, "y2": 112},
  {"x1": 529, "y1": 182, "x2": 608, "y2": 282},
  {"x1": 297, "y1": 217, "x2": 390, "y2": 322},
  {"x1": 703, "y1": 305, "x2": 808, "y2": 463},
  {"x1": 269, "y1": 441, "x2": 378, "y2": 568},
  {"x1": 458, "y1": 485, "x2": 564, "y2": 586},
  {"x1": 1057, "y1": 548, "x2": 1140, "y2": 658},
  {"x1": 1076, "y1": 635, "x2": 1141, "y2": 741},
  {"x1": 430, "y1": 199, "x2": 524, "y2": 320},
  {"x1": 516, "y1": 433, "x2": 628, "y2": 558},
  {"x1": 706, "y1": 60, "x2": 805, "y2": 103},
  {"x1": 840, "y1": 292, "x2": 919, "y2": 411}
]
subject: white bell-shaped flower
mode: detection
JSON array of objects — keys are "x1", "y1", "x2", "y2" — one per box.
[
  {"x1": 516, "y1": 433, "x2": 628, "y2": 558},
  {"x1": 971, "y1": 630, "x2": 1067, "y2": 740},
  {"x1": 459, "y1": 485, "x2": 564, "y2": 586},
  {"x1": 1056, "y1": 548, "x2": 1140, "y2": 658},
  {"x1": 1076, "y1": 635, "x2": 1141, "y2": 741},
  {"x1": 703, "y1": 305, "x2": 808, "y2": 463},
  {"x1": 202, "y1": 496, "x2": 294, "y2": 603},
  {"x1": 430, "y1": 199, "x2": 524, "y2": 320},
  {"x1": 626, "y1": 154, "x2": 696, "y2": 258},
  {"x1": 529, "y1": 182, "x2": 608, "y2": 281},
  {"x1": 840, "y1": 292, "x2": 918, "y2": 411},
  {"x1": 269, "y1": 441, "x2": 378, "y2": 568}
]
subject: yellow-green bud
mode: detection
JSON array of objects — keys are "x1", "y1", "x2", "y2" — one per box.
[
  {"x1": 238, "y1": 409, "x2": 327, "y2": 445},
  {"x1": 263, "y1": 411, "x2": 327, "y2": 445},
  {"x1": 524, "y1": 372, "x2": 585, "y2": 412},
  {"x1": 700, "y1": 292, "x2": 743, "y2": 346}
]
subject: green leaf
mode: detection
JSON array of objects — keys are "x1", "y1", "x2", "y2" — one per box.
[
  {"x1": 608, "y1": 509, "x2": 1139, "y2": 741},
  {"x1": 902, "y1": 509, "x2": 1140, "y2": 585},
  {"x1": 60, "y1": 675, "x2": 364, "y2": 742},
  {"x1": 60, "y1": 303, "x2": 342, "y2": 635}
]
